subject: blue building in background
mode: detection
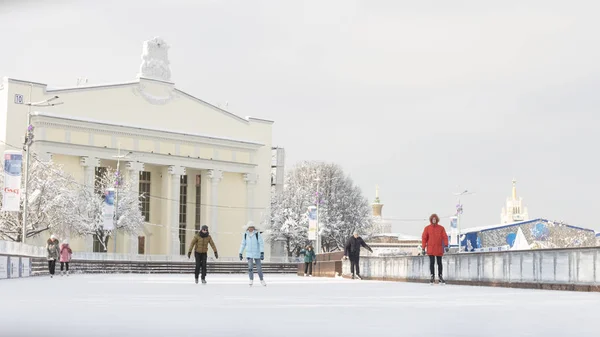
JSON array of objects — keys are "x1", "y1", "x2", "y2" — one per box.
[{"x1": 459, "y1": 219, "x2": 596, "y2": 252}]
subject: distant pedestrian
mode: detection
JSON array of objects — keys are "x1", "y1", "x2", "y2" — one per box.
[
  {"x1": 300, "y1": 245, "x2": 316, "y2": 276},
  {"x1": 421, "y1": 214, "x2": 449, "y2": 284},
  {"x1": 187, "y1": 225, "x2": 218, "y2": 284},
  {"x1": 239, "y1": 222, "x2": 266, "y2": 286},
  {"x1": 46, "y1": 235, "x2": 60, "y2": 278},
  {"x1": 343, "y1": 231, "x2": 373, "y2": 280},
  {"x1": 59, "y1": 239, "x2": 72, "y2": 276}
]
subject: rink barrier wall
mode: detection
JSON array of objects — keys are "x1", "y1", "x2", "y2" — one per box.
[
  {"x1": 297, "y1": 252, "x2": 344, "y2": 277},
  {"x1": 340, "y1": 247, "x2": 600, "y2": 292},
  {"x1": 0, "y1": 254, "x2": 33, "y2": 279},
  {"x1": 29, "y1": 258, "x2": 297, "y2": 276}
]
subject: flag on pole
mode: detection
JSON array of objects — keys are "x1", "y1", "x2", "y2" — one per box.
[
  {"x1": 2, "y1": 151, "x2": 23, "y2": 212},
  {"x1": 102, "y1": 188, "x2": 115, "y2": 230}
]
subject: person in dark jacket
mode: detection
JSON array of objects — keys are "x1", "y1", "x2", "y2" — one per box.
[
  {"x1": 188, "y1": 225, "x2": 218, "y2": 284},
  {"x1": 300, "y1": 245, "x2": 316, "y2": 277},
  {"x1": 422, "y1": 213, "x2": 449, "y2": 284},
  {"x1": 343, "y1": 231, "x2": 373, "y2": 279}
]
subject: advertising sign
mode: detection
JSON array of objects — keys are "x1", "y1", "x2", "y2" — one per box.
[
  {"x1": 450, "y1": 216, "x2": 457, "y2": 229},
  {"x1": 9, "y1": 256, "x2": 19, "y2": 278},
  {"x1": 0, "y1": 256, "x2": 8, "y2": 279},
  {"x1": 307, "y1": 206, "x2": 317, "y2": 240},
  {"x1": 21, "y1": 257, "x2": 30, "y2": 277},
  {"x1": 2, "y1": 150, "x2": 23, "y2": 212},
  {"x1": 102, "y1": 188, "x2": 115, "y2": 230}
]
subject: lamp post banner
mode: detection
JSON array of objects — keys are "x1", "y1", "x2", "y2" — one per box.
[
  {"x1": 102, "y1": 188, "x2": 115, "y2": 230},
  {"x1": 2, "y1": 151, "x2": 23, "y2": 212},
  {"x1": 308, "y1": 206, "x2": 317, "y2": 240}
]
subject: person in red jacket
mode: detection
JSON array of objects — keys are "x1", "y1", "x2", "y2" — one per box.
[{"x1": 422, "y1": 214, "x2": 449, "y2": 284}]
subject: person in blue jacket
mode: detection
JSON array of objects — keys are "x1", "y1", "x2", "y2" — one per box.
[{"x1": 239, "y1": 221, "x2": 266, "y2": 286}]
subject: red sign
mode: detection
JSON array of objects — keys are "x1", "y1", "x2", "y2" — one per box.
[{"x1": 4, "y1": 187, "x2": 19, "y2": 194}]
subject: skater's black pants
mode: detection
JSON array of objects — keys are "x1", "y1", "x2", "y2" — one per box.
[
  {"x1": 60, "y1": 262, "x2": 69, "y2": 271},
  {"x1": 349, "y1": 253, "x2": 360, "y2": 276},
  {"x1": 194, "y1": 252, "x2": 208, "y2": 280},
  {"x1": 429, "y1": 255, "x2": 443, "y2": 276},
  {"x1": 48, "y1": 259, "x2": 56, "y2": 275},
  {"x1": 304, "y1": 262, "x2": 313, "y2": 275}
]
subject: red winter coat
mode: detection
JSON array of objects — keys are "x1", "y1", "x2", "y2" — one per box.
[{"x1": 422, "y1": 224, "x2": 449, "y2": 257}]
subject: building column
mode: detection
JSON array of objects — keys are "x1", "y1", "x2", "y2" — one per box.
[
  {"x1": 126, "y1": 162, "x2": 144, "y2": 258},
  {"x1": 168, "y1": 165, "x2": 185, "y2": 256},
  {"x1": 243, "y1": 173, "x2": 258, "y2": 225},
  {"x1": 208, "y1": 169, "x2": 223, "y2": 245},
  {"x1": 80, "y1": 156, "x2": 100, "y2": 251}
]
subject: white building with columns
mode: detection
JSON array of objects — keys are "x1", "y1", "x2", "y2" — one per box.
[{"x1": 0, "y1": 37, "x2": 274, "y2": 258}]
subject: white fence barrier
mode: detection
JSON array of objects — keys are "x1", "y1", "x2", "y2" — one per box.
[
  {"x1": 0, "y1": 240, "x2": 46, "y2": 257},
  {"x1": 72, "y1": 252, "x2": 301, "y2": 263},
  {"x1": 343, "y1": 247, "x2": 600, "y2": 287}
]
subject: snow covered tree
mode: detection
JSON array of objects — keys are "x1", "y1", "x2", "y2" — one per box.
[
  {"x1": 70, "y1": 168, "x2": 144, "y2": 252},
  {"x1": 0, "y1": 158, "x2": 80, "y2": 242},
  {"x1": 269, "y1": 161, "x2": 373, "y2": 255}
]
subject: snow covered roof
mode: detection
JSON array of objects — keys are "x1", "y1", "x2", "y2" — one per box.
[
  {"x1": 461, "y1": 218, "x2": 595, "y2": 234},
  {"x1": 370, "y1": 233, "x2": 420, "y2": 241}
]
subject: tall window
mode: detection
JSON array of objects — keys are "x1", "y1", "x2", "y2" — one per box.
[
  {"x1": 195, "y1": 175, "x2": 201, "y2": 232},
  {"x1": 138, "y1": 236, "x2": 145, "y2": 254},
  {"x1": 179, "y1": 175, "x2": 188, "y2": 255},
  {"x1": 93, "y1": 235, "x2": 104, "y2": 252},
  {"x1": 139, "y1": 171, "x2": 151, "y2": 222}
]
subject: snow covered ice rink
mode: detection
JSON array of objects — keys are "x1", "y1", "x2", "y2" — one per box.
[{"x1": 1, "y1": 274, "x2": 598, "y2": 337}]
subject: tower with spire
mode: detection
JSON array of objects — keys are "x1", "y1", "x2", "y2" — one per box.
[
  {"x1": 372, "y1": 185, "x2": 391, "y2": 233},
  {"x1": 501, "y1": 179, "x2": 529, "y2": 224},
  {"x1": 372, "y1": 185, "x2": 383, "y2": 217}
]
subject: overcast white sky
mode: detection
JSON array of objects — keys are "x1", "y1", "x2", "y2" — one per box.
[{"x1": 1, "y1": 0, "x2": 598, "y2": 235}]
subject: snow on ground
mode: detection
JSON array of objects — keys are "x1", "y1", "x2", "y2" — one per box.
[{"x1": 1, "y1": 274, "x2": 598, "y2": 337}]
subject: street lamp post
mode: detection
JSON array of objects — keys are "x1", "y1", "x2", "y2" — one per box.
[
  {"x1": 453, "y1": 189, "x2": 475, "y2": 252},
  {"x1": 22, "y1": 86, "x2": 63, "y2": 244},
  {"x1": 112, "y1": 144, "x2": 132, "y2": 254},
  {"x1": 315, "y1": 177, "x2": 320, "y2": 255}
]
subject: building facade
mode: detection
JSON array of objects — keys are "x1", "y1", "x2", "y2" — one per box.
[
  {"x1": 0, "y1": 37, "x2": 274, "y2": 259},
  {"x1": 461, "y1": 219, "x2": 597, "y2": 251}
]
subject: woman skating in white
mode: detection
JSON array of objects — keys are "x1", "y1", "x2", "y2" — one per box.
[{"x1": 239, "y1": 222, "x2": 266, "y2": 286}]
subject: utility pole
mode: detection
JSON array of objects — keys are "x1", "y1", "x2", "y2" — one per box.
[
  {"x1": 453, "y1": 189, "x2": 475, "y2": 252},
  {"x1": 315, "y1": 177, "x2": 320, "y2": 254},
  {"x1": 22, "y1": 85, "x2": 63, "y2": 244}
]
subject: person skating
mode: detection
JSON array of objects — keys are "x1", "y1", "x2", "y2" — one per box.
[
  {"x1": 46, "y1": 235, "x2": 60, "y2": 278},
  {"x1": 421, "y1": 213, "x2": 449, "y2": 284},
  {"x1": 343, "y1": 231, "x2": 373, "y2": 280},
  {"x1": 59, "y1": 240, "x2": 72, "y2": 276},
  {"x1": 188, "y1": 225, "x2": 218, "y2": 284},
  {"x1": 239, "y1": 222, "x2": 266, "y2": 286},
  {"x1": 299, "y1": 245, "x2": 316, "y2": 276}
]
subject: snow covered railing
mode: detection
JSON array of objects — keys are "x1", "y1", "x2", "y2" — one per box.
[
  {"x1": 71, "y1": 252, "x2": 300, "y2": 263},
  {"x1": 344, "y1": 247, "x2": 600, "y2": 291},
  {"x1": 0, "y1": 240, "x2": 46, "y2": 257}
]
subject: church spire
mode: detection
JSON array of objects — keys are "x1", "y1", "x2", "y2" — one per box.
[
  {"x1": 512, "y1": 179, "x2": 517, "y2": 200},
  {"x1": 374, "y1": 185, "x2": 381, "y2": 203}
]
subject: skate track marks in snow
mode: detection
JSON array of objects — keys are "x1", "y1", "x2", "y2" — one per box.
[{"x1": 0, "y1": 274, "x2": 598, "y2": 337}]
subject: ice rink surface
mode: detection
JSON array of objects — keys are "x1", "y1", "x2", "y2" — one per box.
[{"x1": 1, "y1": 274, "x2": 598, "y2": 337}]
